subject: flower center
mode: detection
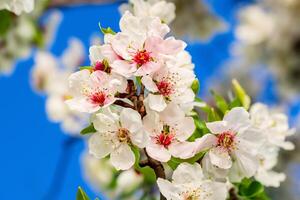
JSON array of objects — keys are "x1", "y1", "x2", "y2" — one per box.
[
  {"x1": 90, "y1": 91, "x2": 107, "y2": 106},
  {"x1": 157, "y1": 81, "x2": 173, "y2": 96},
  {"x1": 117, "y1": 128, "x2": 130, "y2": 143},
  {"x1": 93, "y1": 59, "x2": 111, "y2": 73},
  {"x1": 155, "y1": 126, "x2": 174, "y2": 148},
  {"x1": 94, "y1": 61, "x2": 105, "y2": 71},
  {"x1": 181, "y1": 188, "x2": 201, "y2": 200},
  {"x1": 133, "y1": 50, "x2": 152, "y2": 66},
  {"x1": 217, "y1": 131, "x2": 236, "y2": 150}
]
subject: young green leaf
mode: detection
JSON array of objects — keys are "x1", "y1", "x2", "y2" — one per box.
[
  {"x1": 80, "y1": 123, "x2": 97, "y2": 135},
  {"x1": 211, "y1": 90, "x2": 228, "y2": 114},
  {"x1": 131, "y1": 146, "x2": 156, "y2": 184},
  {"x1": 191, "y1": 79, "x2": 200, "y2": 94},
  {"x1": 232, "y1": 79, "x2": 251, "y2": 110},
  {"x1": 99, "y1": 23, "x2": 116, "y2": 35},
  {"x1": 80, "y1": 66, "x2": 93, "y2": 71},
  {"x1": 76, "y1": 187, "x2": 90, "y2": 200}
]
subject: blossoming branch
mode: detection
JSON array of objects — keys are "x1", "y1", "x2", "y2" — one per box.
[{"x1": 64, "y1": 1, "x2": 295, "y2": 199}]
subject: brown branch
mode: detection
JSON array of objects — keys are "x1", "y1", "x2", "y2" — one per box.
[
  {"x1": 113, "y1": 100, "x2": 135, "y2": 109},
  {"x1": 143, "y1": 149, "x2": 166, "y2": 200}
]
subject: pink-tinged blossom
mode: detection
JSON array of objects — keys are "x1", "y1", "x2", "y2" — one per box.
[
  {"x1": 110, "y1": 11, "x2": 186, "y2": 77},
  {"x1": 195, "y1": 107, "x2": 264, "y2": 179},
  {"x1": 142, "y1": 66, "x2": 195, "y2": 112},
  {"x1": 66, "y1": 69, "x2": 125, "y2": 113},
  {"x1": 143, "y1": 103, "x2": 196, "y2": 162}
]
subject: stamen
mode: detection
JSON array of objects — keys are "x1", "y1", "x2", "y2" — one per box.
[
  {"x1": 217, "y1": 131, "x2": 236, "y2": 150},
  {"x1": 90, "y1": 91, "x2": 106, "y2": 106},
  {"x1": 133, "y1": 50, "x2": 152, "y2": 66}
]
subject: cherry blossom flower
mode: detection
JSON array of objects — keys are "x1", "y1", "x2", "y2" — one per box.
[
  {"x1": 255, "y1": 146, "x2": 286, "y2": 187},
  {"x1": 157, "y1": 162, "x2": 227, "y2": 200},
  {"x1": 143, "y1": 103, "x2": 196, "y2": 162},
  {"x1": 120, "y1": 0, "x2": 176, "y2": 24},
  {"x1": 66, "y1": 69, "x2": 125, "y2": 113},
  {"x1": 89, "y1": 107, "x2": 148, "y2": 170},
  {"x1": 110, "y1": 11, "x2": 186, "y2": 77},
  {"x1": 89, "y1": 44, "x2": 127, "y2": 92},
  {"x1": 142, "y1": 66, "x2": 195, "y2": 112},
  {"x1": 195, "y1": 107, "x2": 263, "y2": 179},
  {"x1": 0, "y1": 0, "x2": 34, "y2": 15},
  {"x1": 250, "y1": 103, "x2": 295, "y2": 150}
]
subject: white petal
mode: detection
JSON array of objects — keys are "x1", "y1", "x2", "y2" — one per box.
[
  {"x1": 146, "y1": 141, "x2": 171, "y2": 162},
  {"x1": 172, "y1": 162, "x2": 204, "y2": 184},
  {"x1": 135, "y1": 61, "x2": 161, "y2": 76},
  {"x1": 157, "y1": 178, "x2": 181, "y2": 200},
  {"x1": 194, "y1": 134, "x2": 217, "y2": 152},
  {"x1": 120, "y1": 108, "x2": 143, "y2": 133},
  {"x1": 89, "y1": 133, "x2": 113, "y2": 159},
  {"x1": 160, "y1": 103, "x2": 185, "y2": 124},
  {"x1": 130, "y1": 129, "x2": 149, "y2": 148},
  {"x1": 175, "y1": 116, "x2": 195, "y2": 141},
  {"x1": 206, "y1": 121, "x2": 229, "y2": 134},
  {"x1": 146, "y1": 94, "x2": 167, "y2": 112},
  {"x1": 142, "y1": 75, "x2": 158, "y2": 92},
  {"x1": 143, "y1": 111, "x2": 163, "y2": 135},
  {"x1": 68, "y1": 69, "x2": 90, "y2": 96},
  {"x1": 202, "y1": 153, "x2": 228, "y2": 179},
  {"x1": 255, "y1": 170, "x2": 286, "y2": 187},
  {"x1": 110, "y1": 143, "x2": 135, "y2": 170},
  {"x1": 66, "y1": 97, "x2": 99, "y2": 113},
  {"x1": 93, "y1": 112, "x2": 118, "y2": 133},
  {"x1": 234, "y1": 148, "x2": 258, "y2": 178},
  {"x1": 111, "y1": 60, "x2": 137, "y2": 78},
  {"x1": 209, "y1": 147, "x2": 232, "y2": 169},
  {"x1": 169, "y1": 141, "x2": 197, "y2": 159},
  {"x1": 203, "y1": 181, "x2": 228, "y2": 200},
  {"x1": 224, "y1": 107, "x2": 251, "y2": 132}
]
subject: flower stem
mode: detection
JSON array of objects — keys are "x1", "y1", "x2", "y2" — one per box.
[{"x1": 143, "y1": 149, "x2": 166, "y2": 200}]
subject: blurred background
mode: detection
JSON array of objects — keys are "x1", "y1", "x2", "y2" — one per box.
[{"x1": 0, "y1": 0, "x2": 299, "y2": 199}]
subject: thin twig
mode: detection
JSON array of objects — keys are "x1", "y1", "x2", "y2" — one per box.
[{"x1": 143, "y1": 149, "x2": 166, "y2": 200}]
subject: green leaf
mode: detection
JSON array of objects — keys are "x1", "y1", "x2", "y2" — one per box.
[
  {"x1": 76, "y1": 187, "x2": 90, "y2": 200},
  {"x1": 99, "y1": 23, "x2": 116, "y2": 35},
  {"x1": 229, "y1": 97, "x2": 242, "y2": 109},
  {"x1": 0, "y1": 10, "x2": 12, "y2": 37},
  {"x1": 232, "y1": 79, "x2": 251, "y2": 110},
  {"x1": 191, "y1": 79, "x2": 200, "y2": 94},
  {"x1": 80, "y1": 66, "x2": 92, "y2": 71},
  {"x1": 80, "y1": 123, "x2": 97, "y2": 135},
  {"x1": 32, "y1": 24, "x2": 44, "y2": 48},
  {"x1": 131, "y1": 146, "x2": 156, "y2": 184},
  {"x1": 211, "y1": 90, "x2": 228, "y2": 114},
  {"x1": 188, "y1": 116, "x2": 209, "y2": 141},
  {"x1": 238, "y1": 179, "x2": 265, "y2": 199},
  {"x1": 167, "y1": 151, "x2": 206, "y2": 170}
]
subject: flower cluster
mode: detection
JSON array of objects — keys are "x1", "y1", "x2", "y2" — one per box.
[
  {"x1": 0, "y1": 0, "x2": 55, "y2": 75},
  {"x1": 233, "y1": 0, "x2": 300, "y2": 97},
  {"x1": 67, "y1": 1, "x2": 294, "y2": 199},
  {"x1": 32, "y1": 38, "x2": 88, "y2": 134}
]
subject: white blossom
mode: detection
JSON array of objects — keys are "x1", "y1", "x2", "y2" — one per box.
[
  {"x1": 120, "y1": 0, "x2": 176, "y2": 24},
  {"x1": 89, "y1": 107, "x2": 148, "y2": 170},
  {"x1": 0, "y1": 0, "x2": 34, "y2": 15},
  {"x1": 157, "y1": 162, "x2": 227, "y2": 200},
  {"x1": 195, "y1": 107, "x2": 264, "y2": 179}
]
